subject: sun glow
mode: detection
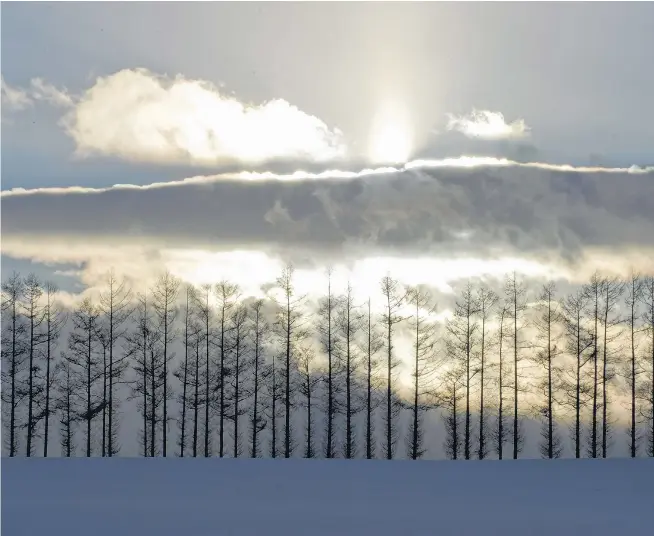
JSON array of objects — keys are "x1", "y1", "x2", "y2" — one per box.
[{"x1": 368, "y1": 101, "x2": 413, "y2": 164}]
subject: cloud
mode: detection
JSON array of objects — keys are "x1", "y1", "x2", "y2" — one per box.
[
  {"x1": 1, "y1": 76, "x2": 33, "y2": 113},
  {"x1": 57, "y1": 68, "x2": 346, "y2": 166},
  {"x1": 29, "y1": 78, "x2": 74, "y2": 108},
  {"x1": 2, "y1": 161, "x2": 653, "y2": 290},
  {"x1": 446, "y1": 109, "x2": 530, "y2": 140}
]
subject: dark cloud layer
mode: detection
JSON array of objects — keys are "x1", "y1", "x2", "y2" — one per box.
[{"x1": 2, "y1": 165, "x2": 654, "y2": 266}]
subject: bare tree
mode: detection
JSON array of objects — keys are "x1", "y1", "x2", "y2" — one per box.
[
  {"x1": 599, "y1": 275, "x2": 624, "y2": 458},
  {"x1": 585, "y1": 272, "x2": 602, "y2": 458},
  {"x1": 476, "y1": 285, "x2": 498, "y2": 460},
  {"x1": 298, "y1": 345, "x2": 320, "y2": 458},
  {"x1": 441, "y1": 366, "x2": 464, "y2": 460},
  {"x1": 249, "y1": 299, "x2": 268, "y2": 458},
  {"x1": 98, "y1": 269, "x2": 132, "y2": 456},
  {"x1": 23, "y1": 274, "x2": 44, "y2": 456},
  {"x1": 625, "y1": 273, "x2": 643, "y2": 457},
  {"x1": 1, "y1": 272, "x2": 26, "y2": 457},
  {"x1": 446, "y1": 281, "x2": 479, "y2": 460},
  {"x1": 561, "y1": 289, "x2": 594, "y2": 458},
  {"x1": 640, "y1": 276, "x2": 654, "y2": 457},
  {"x1": 214, "y1": 281, "x2": 239, "y2": 457},
  {"x1": 227, "y1": 304, "x2": 251, "y2": 458},
  {"x1": 492, "y1": 304, "x2": 510, "y2": 460},
  {"x1": 175, "y1": 286, "x2": 197, "y2": 457},
  {"x1": 533, "y1": 282, "x2": 563, "y2": 459},
  {"x1": 274, "y1": 264, "x2": 308, "y2": 458},
  {"x1": 406, "y1": 286, "x2": 439, "y2": 460},
  {"x1": 504, "y1": 272, "x2": 528, "y2": 459},
  {"x1": 380, "y1": 275, "x2": 405, "y2": 460},
  {"x1": 337, "y1": 282, "x2": 363, "y2": 459},
  {"x1": 317, "y1": 268, "x2": 340, "y2": 459},
  {"x1": 40, "y1": 282, "x2": 67, "y2": 457},
  {"x1": 151, "y1": 271, "x2": 180, "y2": 457},
  {"x1": 362, "y1": 298, "x2": 383, "y2": 459},
  {"x1": 56, "y1": 358, "x2": 75, "y2": 457},
  {"x1": 66, "y1": 297, "x2": 101, "y2": 457}
]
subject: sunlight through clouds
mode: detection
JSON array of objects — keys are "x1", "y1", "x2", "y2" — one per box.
[{"x1": 61, "y1": 68, "x2": 347, "y2": 166}]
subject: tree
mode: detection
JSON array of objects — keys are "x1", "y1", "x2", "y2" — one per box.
[
  {"x1": 625, "y1": 273, "x2": 643, "y2": 457},
  {"x1": 175, "y1": 286, "x2": 197, "y2": 457},
  {"x1": 561, "y1": 288, "x2": 594, "y2": 458},
  {"x1": 533, "y1": 282, "x2": 563, "y2": 459},
  {"x1": 446, "y1": 281, "x2": 479, "y2": 460},
  {"x1": 274, "y1": 264, "x2": 308, "y2": 458},
  {"x1": 361, "y1": 298, "x2": 383, "y2": 460},
  {"x1": 493, "y1": 305, "x2": 510, "y2": 460},
  {"x1": 337, "y1": 282, "x2": 363, "y2": 459},
  {"x1": 56, "y1": 358, "x2": 75, "y2": 457},
  {"x1": 441, "y1": 366, "x2": 464, "y2": 460},
  {"x1": 66, "y1": 297, "x2": 101, "y2": 457},
  {"x1": 23, "y1": 273, "x2": 44, "y2": 457},
  {"x1": 298, "y1": 345, "x2": 320, "y2": 458},
  {"x1": 98, "y1": 269, "x2": 132, "y2": 457},
  {"x1": 41, "y1": 282, "x2": 67, "y2": 457},
  {"x1": 249, "y1": 299, "x2": 268, "y2": 458},
  {"x1": 505, "y1": 272, "x2": 528, "y2": 459},
  {"x1": 640, "y1": 276, "x2": 654, "y2": 457},
  {"x1": 585, "y1": 272, "x2": 602, "y2": 458},
  {"x1": 1, "y1": 272, "x2": 26, "y2": 457},
  {"x1": 406, "y1": 286, "x2": 439, "y2": 460},
  {"x1": 227, "y1": 304, "x2": 251, "y2": 457},
  {"x1": 214, "y1": 281, "x2": 239, "y2": 457},
  {"x1": 151, "y1": 271, "x2": 180, "y2": 457},
  {"x1": 599, "y1": 275, "x2": 624, "y2": 458},
  {"x1": 476, "y1": 285, "x2": 497, "y2": 460},
  {"x1": 317, "y1": 268, "x2": 340, "y2": 459},
  {"x1": 380, "y1": 275, "x2": 405, "y2": 460}
]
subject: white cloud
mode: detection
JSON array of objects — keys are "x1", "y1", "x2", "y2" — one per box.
[
  {"x1": 29, "y1": 78, "x2": 74, "y2": 108},
  {"x1": 446, "y1": 109, "x2": 530, "y2": 140},
  {"x1": 1, "y1": 76, "x2": 33, "y2": 112},
  {"x1": 60, "y1": 68, "x2": 346, "y2": 166}
]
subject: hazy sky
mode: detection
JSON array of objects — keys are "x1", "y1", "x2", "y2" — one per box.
[
  {"x1": 2, "y1": 2, "x2": 653, "y2": 296},
  {"x1": 2, "y1": 2, "x2": 654, "y2": 190}
]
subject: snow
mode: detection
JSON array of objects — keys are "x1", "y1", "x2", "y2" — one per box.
[{"x1": 2, "y1": 458, "x2": 654, "y2": 535}]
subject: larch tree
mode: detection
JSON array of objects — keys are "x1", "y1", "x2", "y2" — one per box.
[
  {"x1": 23, "y1": 273, "x2": 44, "y2": 457},
  {"x1": 66, "y1": 297, "x2": 101, "y2": 457},
  {"x1": 406, "y1": 285, "x2": 439, "y2": 461},
  {"x1": 56, "y1": 358, "x2": 76, "y2": 457},
  {"x1": 625, "y1": 273, "x2": 643, "y2": 457},
  {"x1": 533, "y1": 282, "x2": 563, "y2": 459},
  {"x1": 361, "y1": 297, "x2": 383, "y2": 460},
  {"x1": 249, "y1": 299, "x2": 268, "y2": 459},
  {"x1": 337, "y1": 281, "x2": 363, "y2": 459},
  {"x1": 446, "y1": 281, "x2": 479, "y2": 460},
  {"x1": 585, "y1": 272, "x2": 602, "y2": 459},
  {"x1": 175, "y1": 285, "x2": 197, "y2": 457},
  {"x1": 561, "y1": 288, "x2": 594, "y2": 459},
  {"x1": 641, "y1": 276, "x2": 654, "y2": 457},
  {"x1": 476, "y1": 285, "x2": 498, "y2": 460},
  {"x1": 599, "y1": 275, "x2": 625, "y2": 458},
  {"x1": 380, "y1": 275, "x2": 406, "y2": 460},
  {"x1": 151, "y1": 271, "x2": 181, "y2": 457},
  {"x1": 1, "y1": 272, "x2": 26, "y2": 457},
  {"x1": 317, "y1": 268, "x2": 341, "y2": 459},
  {"x1": 493, "y1": 304, "x2": 510, "y2": 460},
  {"x1": 227, "y1": 303, "x2": 251, "y2": 458},
  {"x1": 98, "y1": 269, "x2": 132, "y2": 457},
  {"x1": 504, "y1": 272, "x2": 528, "y2": 459},
  {"x1": 297, "y1": 344, "x2": 320, "y2": 458},
  {"x1": 41, "y1": 282, "x2": 67, "y2": 457},
  {"x1": 214, "y1": 281, "x2": 239, "y2": 458}
]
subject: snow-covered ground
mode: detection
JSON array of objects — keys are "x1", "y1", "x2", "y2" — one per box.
[{"x1": 2, "y1": 458, "x2": 654, "y2": 535}]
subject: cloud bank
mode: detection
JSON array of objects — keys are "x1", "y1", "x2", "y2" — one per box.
[{"x1": 3, "y1": 162, "x2": 653, "y2": 297}]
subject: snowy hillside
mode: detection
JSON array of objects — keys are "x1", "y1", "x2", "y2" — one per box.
[{"x1": 3, "y1": 458, "x2": 654, "y2": 535}]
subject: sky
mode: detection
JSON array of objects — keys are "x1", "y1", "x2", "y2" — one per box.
[{"x1": 2, "y1": 1, "x2": 654, "y2": 302}]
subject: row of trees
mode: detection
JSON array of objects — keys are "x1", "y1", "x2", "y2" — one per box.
[{"x1": 2, "y1": 267, "x2": 654, "y2": 460}]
